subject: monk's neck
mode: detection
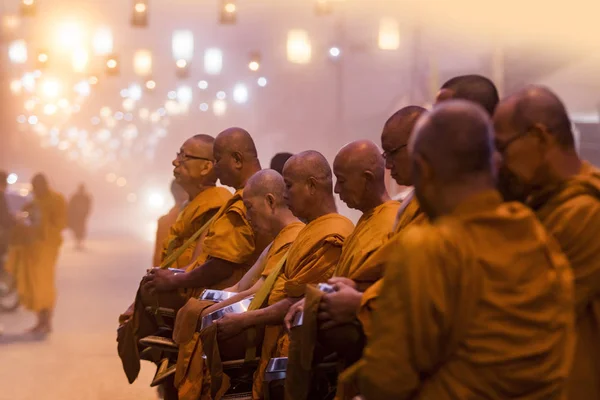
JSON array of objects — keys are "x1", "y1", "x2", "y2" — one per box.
[
  {"x1": 430, "y1": 178, "x2": 494, "y2": 220},
  {"x1": 236, "y1": 165, "x2": 262, "y2": 190},
  {"x1": 271, "y1": 210, "x2": 301, "y2": 236},
  {"x1": 544, "y1": 149, "x2": 582, "y2": 186},
  {"x1": 305, "y1": 196, "x2": 337, "y2": 223},
  {"x1": 358, "y1": 191, "x2": 391, "y2": 214}
]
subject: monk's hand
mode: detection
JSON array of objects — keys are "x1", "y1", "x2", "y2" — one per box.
[
  {"x1": 327, "y1": 277, "x2": 357, "y2": 289},
  {"x1": 144, "y1": 268, "x2": 176, "y2": 293},
  {"x1": 216, "y1": 313, "x2": 246, "y2": 341},
  {"x1": 284, "y1": 299, "x2": 305, "y2": 332},
  {"x1": 318, "y1": 282, "x2": 363, "y2": 330}
]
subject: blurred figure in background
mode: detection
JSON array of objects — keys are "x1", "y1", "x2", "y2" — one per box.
[
  {"x1": 68, "y1": 184, "x2": 92, "y2": 251},
  {"x1": 0, "y1": 170, "x2": 15, "y2": 266},
  {"x1": 153, "y1": 180, "x2": 188, "y2": 267},
  {"x1": 270, "y1": 152, "x2": 293, "y2": 175},
  {"x1": 5, "y1": 174, "x2": 66, "y2": 335}
]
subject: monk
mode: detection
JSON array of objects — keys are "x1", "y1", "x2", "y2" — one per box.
[
  {"x1": 116, "y1": 132, "x2": 239, "y2": 385},
  {"x1": 172, "y1": 169, "x2": 304, "y2": 400},
  {"x1": 286, "y1": 106, "x2": 427, "y2": 345},
  {"x1": 5, "y1": 173, "x2": 66, "y2": 334},
  {"x1": 435, "y1": 74, "x2": 499, "y2": 116},
  {"x1": 213, "y1": 151, "x2": 354, "y2": 399},
  {"x1": 494, "y1": 86, "x2": 600, "y2": 399},
  {"x1": 153, "y1": 179, "x2": 189, "y2": 267},
  {"x1": 355, "y1": 100, "x2": 575, "y2": 399},
  {"x1": 282, "y1": 140, "x2": 400, "y2": 399},
  {"x1": 67, "y1": 183, "x2": 92, "y2": 250}
]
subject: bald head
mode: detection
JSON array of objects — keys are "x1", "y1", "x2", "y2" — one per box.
[
  {"x1": 214, "y1": 127, "x2": 258, "y2": 158},
  {"x1": 512, "y1": 85, "x2": 574, "y2": 148},
  {"x1": 334, "y1": 140, "x2": 388, "y2": 211},
  {"x1": 245, "y1": 169, "x2": 287, "y2": 207},
  {"x1": 283, "y1": 150, "x2": 336, "y2": 221},
  {"x1": 270, "y1": 152, "x2": 294, "y2": 175},
  {"x1": 411, "y1": 100, "x2": 494, "y2": 183},
  {"x1": 381, "y1": 106, "x2": 427, "y2": 186},
  {"x1": 213, "y1": 127, "x2": 261, "y2": 189},
  {"x1": 284, "y1": 150, "x2": 333, "y2": 191},
  {"x1": 32, "y1": 173, "x2": 50, "y2": 197},
  {"x1": 437, "y1": 75, "x2": 499, "y2": 117}
]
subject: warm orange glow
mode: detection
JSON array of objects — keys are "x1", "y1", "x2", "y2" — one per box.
[
  {"x1": 37, "y1": 52, "x2": 48, "y2": 63},
  {"x1": 176, "y1": 59, "x2": 187, "y2": 68},
  {"x1": 145, "y1": 80, "x2": 156, "y2": 90},
  {"x1": 107, "y1": 58, "x2": 118, "y2": 69},
  {"x1": 248, "y1": 61, "x2": 260, "y2": 71},
  {"x1": 224, "y1": 3, "x2": 236, "y2": 13}
]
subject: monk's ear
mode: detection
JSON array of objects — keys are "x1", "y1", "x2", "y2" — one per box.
[
  {"x1": 232, "y1": 151, "x2": 244, "y2": 168},
  {"x1": 530, "y1": 122, "x2": 552, "y2": 148},
  {"x1": 307, "y1": 176, "x2": 318, "y2": 194},
  {"x1": 200, "y1": 161, "x2": 215, "y2": 176},
  {"x1": 265, "y1": 193, "x2": 276, "y2": 211},
  {"x1": 435, "y1": 88, "x2": 454, "y2": 104},
  {"x1": 363, "y1": 170, "x2": 375, "y2": 184}
]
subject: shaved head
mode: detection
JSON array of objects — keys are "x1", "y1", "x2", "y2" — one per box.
[
  {"x1": 284, "y1": 150, "x2": 333, "y2": 191},
  {"x1": 213, "y1": 127, "x2": 261, "y2": 189},
  {"x1": 270, "y1": 152, "x2": 294, "y2": 175},
  {"x1": 172, "y1": 134, "x2": 218, "y2": 193},
  {"x1": 437, "y1": 75, "x2": 499, "y2": 117},
  {"x1": 411, "y1": 100, "x2": 494, "y2": 182},
  {"x1": 334, "y1": 140, "x2": 388, "y2": 211},
  {"x1": 283, "y1": 150, "x2": 335, "y2": 221},
  {"x1": 214, "y1": 127, "x2": 258, "y2": 158},
  {"x1": 512, "y1": 85, "x2": 574, "y2": 148},
  {"x1": 245, "y1": 169, "x2": 287, "y2": 207},
  {"x1": 381, "y1": 106, "x2": 427, "y2": 186},
  {"x1": 410, "y1": 100, "x2": 496, "y2": 219}
]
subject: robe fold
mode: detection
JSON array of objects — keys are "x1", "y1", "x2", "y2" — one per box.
[
  {"x1": 284, "y1": 201, "x2": 400, "y2": 400},
  {"x1": 154, "y1": 204, "x2": 183, "y2": 268},
  {"x1": 528, "y1": 161, "x2": 600, "y2": 400},
  {"x1": 355, "y1": 190, "x2": 575, "y2": 399},
  {"x1": 252, "y1": 213, "x2": 354, "y2": 399},
  {"x1": 117, "y1": 187, "x2": 236, "y2": 384},
  {"x1": 174, "y1": 221, "x2": 305, "y2": 400},
  {"x1": 6, "y1": 190, "x2": 66, "y2": 312},
  {"x1": 162, "y1": 187, "x2": 232, "y2": 269}
]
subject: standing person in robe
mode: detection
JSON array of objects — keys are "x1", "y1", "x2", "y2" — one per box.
[
  {"x1": 283, "y1": 140, "x2": 400, "y2": 400},
  {"x1": 5, "y1": 174, "x2": 66, "y2": 335},
  {"x1": 213, "y1": 151, "x2": 354, "y2": 399},
  {"x1": 117, "y1": 134, "x2": 232, "y2": 386},
  {"x1": 67, "y1": 184, "x2": 92, "y2": 251},
  {"x1": 494, "y1": 86, "x2": 600, "y2": 399},
  {"x1": 357, "y1": 100, "x2": 575, "y2": 399},
  {"x1": 172, "y1": 169, "x2": 305, "y2": 400},
  {"x1": 153, "y1": 180, "x2": 188, "y2": 267},
  {"x1": 270, "y1": 152, "x2": 293, "y2": 175}
]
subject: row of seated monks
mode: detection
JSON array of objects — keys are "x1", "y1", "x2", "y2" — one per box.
[{"x1": 117, "y1": 74, "x2": 600, "y2": 400}]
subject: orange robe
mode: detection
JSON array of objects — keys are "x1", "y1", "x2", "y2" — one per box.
[
  {"x1": 174, "y1": 221, "x2": 305, "y2": 400},
  {"x1": 528, "y1": 161, "x2": 600, "y2": 399},
  {"x1": 284, "y1": 201, "x2": 400, "y2": 400},
  {"x1": 357, "y1": 190, "x2": 425, "y2": 338},
  {"x1": 6, "y1": 190, "x2": 67, "y2": 312},
  {"x1": 117, "y1": 187, "x2": 233, "y2": 384},
  {"x1": 356, "y1": 191, "x2": 575, "y2": 399},
  {"x1": 252, "y1": 213, "x2": 354, "y2": 399}
]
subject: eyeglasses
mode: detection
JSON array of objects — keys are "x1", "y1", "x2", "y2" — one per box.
[
  {"x1": 175, "y1": 151, "x2": 212, "y2": 162},
  {"x1": 382, "y1": 143, "x2": 407, "y2": 159},
  {"x1": 495, "y1": 130, "x2": 532, "y2": 154}
]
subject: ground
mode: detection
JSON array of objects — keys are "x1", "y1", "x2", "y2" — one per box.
[{"x1": 0, "y1": 233, "x2": 159, "y2": 400}]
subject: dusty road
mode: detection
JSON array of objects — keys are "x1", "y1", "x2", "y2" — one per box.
[{"x1": 0, "y1": 234, "x2": 159, "y2": 400}]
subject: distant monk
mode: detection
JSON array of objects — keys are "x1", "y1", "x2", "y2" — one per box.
[
  {"x1": 269, "y1": 152, "x2": 293, "y2": 175},
  {"x1": 67, "y1": 183, "x2": 92, "y2": 250},
  {"x1": 117, "y1": 134, "x2": 232, "y2": 388},
  {"x1": 435, "y1": 74, "x2": 500, "y2": 117},
  {"x1": 213, "y1": 151, "x2": 354, "y2": 399},
  {"x1": 284, "y1": 140, "x2": 400, "y2": 400},
  {"x1": 356, "y1": 100, "x2": 575, "y2": 399},
  {"x1": 153, "y1": 180, "x2": 188, "y2": 267},
  {"x1": 494, "y1": 86, "x2": 600, "y2": 399},
  {"x1": 5, "y1": 174, "x2": 67, "y2": 334}
]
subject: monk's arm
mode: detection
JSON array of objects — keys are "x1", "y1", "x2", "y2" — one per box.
[
  {"x1": 170, "y1": 258, "x2": 237, "y2": 289},
  {"x1": 225, "y1": 243, "x2": 272, "y2": 292},
  {"x1": 203, "y1": 277, "x2": 266, "y2": 316},
  {"x1": 241, "y1": 297, "x2": 299, "y2": 328}
]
